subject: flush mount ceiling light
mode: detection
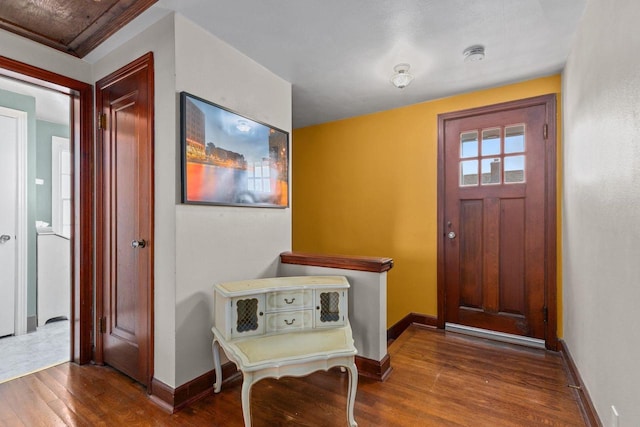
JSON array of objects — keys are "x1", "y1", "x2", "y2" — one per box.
[
  {"x1": 390, "y1": 63, "x2": 414, "y2": 89},
  {"x1": 236, "y1": 120, "x2": 251, "y2": 132},
  {"x1": 463, "y1": 45, "x2": 485, "y2": 62}
]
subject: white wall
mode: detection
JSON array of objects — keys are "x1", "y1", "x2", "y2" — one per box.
[
  {"x1": 92, "y1": 13, "x2": 178, "y2": 388},
  {"x1": 562, "y1": 0, "x2": 640, "y2": 425},
  {"x1": 278, "y1": 264, "x2": 387, "y2": 362},
  {"x1": 0, "y1": 31, "x2": 91, "y2": 83},
  {"x1": 173, "y1": 14, "x2": 292, "y2": 386}
]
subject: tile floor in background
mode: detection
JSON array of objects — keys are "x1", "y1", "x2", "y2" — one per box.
[{"x1": 0, "y1": 320, "x2": 70, "y2": 383}]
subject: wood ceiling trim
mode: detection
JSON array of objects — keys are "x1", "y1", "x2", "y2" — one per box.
[
  {"x1": 0, "y1": 0, "x2": 157, "y2": 58},
  {"x1": 70, "y1": 0, "x2": 158, "y2": 57}
]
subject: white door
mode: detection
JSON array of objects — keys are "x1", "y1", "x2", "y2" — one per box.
[{"x1": 0, "y1": 110, "x2": 18, "y2": 337}]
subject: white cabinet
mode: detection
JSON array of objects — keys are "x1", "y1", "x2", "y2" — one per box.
[
  {"x1": 214, "y1": 276, "x2": 349, "y2": 340},
  {"x1": 212, "y1": 276, "x2": 358, "y2": 427},
  {"x1": 37, "y1": 231, "x2": 70, "y2": 327}
]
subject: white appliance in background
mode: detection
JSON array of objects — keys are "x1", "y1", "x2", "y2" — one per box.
[{"x1": 37, "y1": 231, "x2": 70, "y2": 326}]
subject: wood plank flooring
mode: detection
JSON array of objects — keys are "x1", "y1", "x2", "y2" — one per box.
[{"x1": 0, "y1": 325, "x2": 586, "y2": 426}]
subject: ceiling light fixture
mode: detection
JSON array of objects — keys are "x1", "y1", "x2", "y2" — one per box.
[
  {"x1": 463, "y1": 45, "x2": 485, "y2": 62},
  {"x1": 390, "y1": 63, "x2": 414, "y2": 89},
  {"x1": 236, "y1": 120, "x2": 251, "y2": 132}
]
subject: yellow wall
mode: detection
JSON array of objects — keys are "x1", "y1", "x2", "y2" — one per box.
[{"x1": 292, "y1": 75, "x2": 562, "y2": 335}]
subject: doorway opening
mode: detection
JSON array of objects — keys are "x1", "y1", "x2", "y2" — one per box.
[
  {"x1": 0, "y1": 76, "x2": 73, "y2": 382},
  {"x1": 0, "y1": 56, "x2": 94, "y2": 370}
]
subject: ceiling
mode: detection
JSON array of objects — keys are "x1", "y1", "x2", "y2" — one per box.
[
  {"x1": 1, "y1": 0, "x2": 588, "y2": 128},
  {"x1": 0, "y1": 0, "x2": 157, "y2": 57}
]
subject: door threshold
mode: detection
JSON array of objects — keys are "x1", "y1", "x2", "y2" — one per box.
[{"x1": 445, "y1": 323, "x2": 546, "y2": 349}]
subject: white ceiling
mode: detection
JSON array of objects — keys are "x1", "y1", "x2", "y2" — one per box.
[{"x1": 89, "y1": 0, "x2": 588, "y2": 128}]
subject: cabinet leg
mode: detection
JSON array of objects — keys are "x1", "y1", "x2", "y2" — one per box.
[
  {"x1": 212, "y1": 338, "x2": 222, "y2": 393},
  {"x1": 346, "y1": 361, "x2": 358, "y2": 427},
  {"x1": 241, "y1": 373, "x2": 254, "y2": 427}
]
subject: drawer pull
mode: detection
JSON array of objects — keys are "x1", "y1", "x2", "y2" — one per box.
[
  {"x1": 284, "y1": 297, "x2": 296, "y2": 304},
  {"x1": 284, "y1": 318, "x2": 296, "y2": 325}
]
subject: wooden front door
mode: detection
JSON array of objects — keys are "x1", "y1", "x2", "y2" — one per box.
[
  {"x1": 438, "y1": 95, "x2": 557, "y2": 349},
  {"x1": 96, "y1": 53, "x2": 154, "y2": 385}
]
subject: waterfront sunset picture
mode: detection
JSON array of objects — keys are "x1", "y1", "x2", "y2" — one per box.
[{"x1": 180, "y1": 92, "x2": 289, "y2": 207}]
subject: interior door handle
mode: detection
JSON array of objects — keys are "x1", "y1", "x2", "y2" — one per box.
[
  {"x1": 131, "y1": 239, "x2": 146, "y2": 249},
  {"x1": 447, "y1": 231, "x2": 456, "y2": 240},
  {"x1": 0, "y1": 235, "x2": 11, "y2": 243}
]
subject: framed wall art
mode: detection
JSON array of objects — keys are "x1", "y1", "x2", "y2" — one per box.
[{"x1": 180, "y1": 92, "x2": 289, "y2": 207}]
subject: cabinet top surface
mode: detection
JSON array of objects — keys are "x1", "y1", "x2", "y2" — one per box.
[{"x1": 215, "y1": 275, "x2": 349, "y2": 296}]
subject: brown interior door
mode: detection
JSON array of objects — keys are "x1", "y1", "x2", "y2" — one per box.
[
  {"x1": 96, "y1": 53, "x2": 154, "y2": 386},
  {"x1": 440, "y1": 96, "x2": 555, "y2": 343}
]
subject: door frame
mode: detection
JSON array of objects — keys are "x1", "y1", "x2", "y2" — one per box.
[
  {"x1": 436, "y1": 94, "x2": 558, "y2": 350},
  {"x1": 0, "y1": 106, "x2": 27, "y2": 336},
  {"x1": 0, "y1": 56, "x2": 94, "y2": 363}
]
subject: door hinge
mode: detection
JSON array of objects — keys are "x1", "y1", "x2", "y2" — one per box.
[
  {"x1": 99, "y1": 316, "x2": 106, "y2": 333},
  {"x1": 543, "y1": 123, "x2": 548, "y2": 140},
  {"x1": 98, "y1": 112, "x2": 107, "y2": 130},
  {"x1": 543, "y1": 307, "x2": 548, "y2": 324}
]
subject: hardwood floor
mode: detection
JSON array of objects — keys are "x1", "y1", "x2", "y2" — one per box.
[{"x1": 0, "y1": 325, "x2": 586, "y2": 426}]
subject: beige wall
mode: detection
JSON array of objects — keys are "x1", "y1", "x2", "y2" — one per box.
[
  {"x1": 92, "y1": 13, "x2": 292, "y2": 388},
  {"x1": 0, "y1": 30, "x2": 91, "y2": 83},
  {"x1": 92, "y1": 13, "x2": 179, "y2": 388},
  {"x1": 562, "y1": 0, "x2": 640, "y2": 424},
  {"x1": 173, "y1": 14, "x2": 292, "y2": 386}
]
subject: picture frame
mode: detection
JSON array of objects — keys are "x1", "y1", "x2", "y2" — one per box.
[{"x1": 180, "y1": 92, "x2": 289, "y2": 208}]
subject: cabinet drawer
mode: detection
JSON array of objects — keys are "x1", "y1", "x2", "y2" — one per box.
[
  {"x1": 266, "y1": 290, "x2": 312, "y2": 311},
  {"x1": 266, "y1": 310, "x2": 313, "y2": 333}
]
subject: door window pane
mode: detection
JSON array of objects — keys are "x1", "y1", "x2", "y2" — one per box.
[
  {"x1": 504, "y1": 155, "x2": 525, "y2": 183},
  {"x1": 460, "y1": 131, "x2": 478, "y2": 158},
  {"x1": 505, "y1": 125, "x2": 525, "y2": 153},
  {"x1": 481, "y1": 158, "x2": 501, "y2": 184},
  {"x1": 460, "y1": 160, "x2": 478, "y2": 186},
  {"x1": 62, "y1": 199, "x2": 71, "y2": 232},
  {"x1": 61, "y1": 151, "x2": 71, "y2": 174},
  {"x1": 52, "y1": 136, "x2": 71, "y2": 238},
  {"x1": 481, "y1": 128, "x2": 501, "y2": 156},
  {"x1": 61, "y1": 174, "x2": 71, "y2": 199}
]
